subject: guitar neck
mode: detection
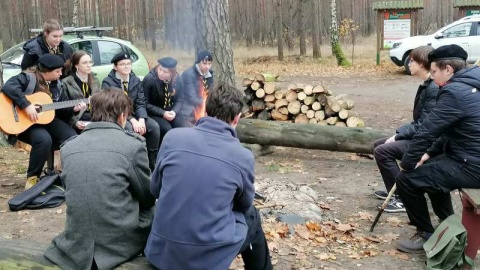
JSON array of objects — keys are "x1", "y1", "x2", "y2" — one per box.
[{"x1": 42, "y1": 98, "x2": 90, "y2": 111}]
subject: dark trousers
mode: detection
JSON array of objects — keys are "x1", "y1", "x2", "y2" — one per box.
[
  {"x1": 373, "y1": 137, "x2": 409, "y2": 193},
  {"x1": 18, "y1": 118, "x2": 76, "y2": 178},
  {"x1": 150, "y1": 115, "x2": 187, "y2": 146},
  {"x1": 125, "y1": 117, "x2": 161, "y2": 151},
  {"x1": 396, "y1": 155, "x2": 480, "y2": 233},
  {"x1": 238, "y1": 206, "x2": 273, "y2": 270}
]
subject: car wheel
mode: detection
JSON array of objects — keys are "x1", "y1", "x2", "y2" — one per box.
[{"x1": 403, "y1": 55, "x2": 411, "y2": 75}]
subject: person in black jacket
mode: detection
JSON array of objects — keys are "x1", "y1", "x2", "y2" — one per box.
[
  {"x1": 395, "y1": 45, "x2": 480, "y2": 253},
  {"x1": 1, "y1": 55, "x2": 79, "y2": 189},
  {"x1": 21, "y1": 19, "x2": 73, "y2": 79},
  {"x1": 143, "y1": 57, "x2": 186, "y2": 145},
  {"x1": 372, "y1": 46, "x2": 439, "y2": 213},
  {"x1": 101, "y1": 52, "x2": 160, "y2": 171}
]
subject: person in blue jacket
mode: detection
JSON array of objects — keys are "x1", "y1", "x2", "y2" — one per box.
[{"x1": 145, "y1": 83, "x2": 272, "y2": 270}]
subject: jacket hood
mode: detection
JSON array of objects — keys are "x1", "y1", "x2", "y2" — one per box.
[{"x1": 450, "y1": 66, "x2": 480, "y2": 90}]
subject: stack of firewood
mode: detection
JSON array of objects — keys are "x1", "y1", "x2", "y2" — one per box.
[{"x1": 243, "y1": 74, "x2": 364, "y2": 127}]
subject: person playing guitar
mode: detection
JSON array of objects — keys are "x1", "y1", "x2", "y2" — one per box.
[{"x1": 1, "y1": 54, "x2": 81, "y2": 190}]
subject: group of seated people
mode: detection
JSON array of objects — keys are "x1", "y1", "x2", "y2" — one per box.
[{"x1": 2, "y1": 19, "x2": 273, "y2": 269}]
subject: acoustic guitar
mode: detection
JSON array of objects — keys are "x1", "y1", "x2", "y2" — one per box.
[{"x1": 0, "y1": 92, "x2": 89, "y2": 135}]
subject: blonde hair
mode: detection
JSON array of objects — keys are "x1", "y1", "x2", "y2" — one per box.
[
  {"x1": 475, "y1": 59, "x2": 480, "y2": 67},
  {"x1": 43, "y1": 19, "x2": 63, "y2": 34}
]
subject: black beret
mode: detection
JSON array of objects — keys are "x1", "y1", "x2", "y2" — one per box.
[
  {"x1": 111, "y1": 52, "x2": 131, "y2": 64},
  {"x1": 196, "y1": 50, "x2": 213, "y2": 63},
  {"x1": 38, "y1": 54, "x2": 65, "y2": 70},
  {"x1": 158, "y1": 57, "x2": 178, "y2": 68},
  {"x1": 428, "y1": 44, "x2": 468, "y2": 63}
]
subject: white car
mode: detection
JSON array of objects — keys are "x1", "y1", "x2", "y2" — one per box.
[{"x1": 389, "y1": 15, "x2": 480, "y2": 74}]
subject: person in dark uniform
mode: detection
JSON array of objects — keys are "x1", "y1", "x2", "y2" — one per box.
[
  {"x1": 45, "y1": 88, "x2": 155, "y2": 270},
  {"x1": 395, "y1": 45, "x2": 480, "y2": 253},
  {"x1": 102, "y1": 52, "x2": 160, "y2": 171},
  {"x1": 143, "y1": 57, "x2": 186, "y2": 145},
  {"x1": 21, "y1": 19, "x2": 73, "y2": 79},
  {"x1": 60, "y1": 50, "x2": 100, "y2": 133},
  {"x1": 1, "y1": 54, "x2": 79, "y2": 189}
]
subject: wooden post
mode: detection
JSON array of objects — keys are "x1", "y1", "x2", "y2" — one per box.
[{"x1": 376, "y1": 10, "x2": 382, "y2": 65}]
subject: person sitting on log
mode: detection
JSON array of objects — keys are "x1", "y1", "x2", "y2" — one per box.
[
  {"x1": 395, "y1": 45, "x2": 480, "y2": 254},
  {"x1": 143, "y1": 57, "x2": 187, "y2": 146},
  {"x1": 44, "y1": 88, "x2": 155, "y2": 269},
  {"x1": 145, "y1": 83, "x2": 272, "y2": 270},
  {"x1": 180, "y1": 50, "x2": 214, "y2": 124},
  {"x1": 102, "y1": 52, "x2": 161, "y2": 171},
  {"x1": 372, "y1": 46, "x2": 439, "y2": 213}
]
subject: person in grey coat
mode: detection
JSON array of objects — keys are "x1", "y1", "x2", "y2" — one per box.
[
  {"x1": 145, "y1": 83, "x2": 272, "y2": 270},
  {"x1": 44, "y1": 88, "x2": 156, "y2": 270}
]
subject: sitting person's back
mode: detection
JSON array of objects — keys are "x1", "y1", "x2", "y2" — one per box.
[{"x1": 44, "y1": 88, "x2": 155, "y2": 270}]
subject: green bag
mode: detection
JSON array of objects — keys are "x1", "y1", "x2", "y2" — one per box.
[{"x1": 423, "y1": 214, "x2": 476, "y2": 270}]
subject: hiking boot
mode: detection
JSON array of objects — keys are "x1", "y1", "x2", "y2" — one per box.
[
  {"x1": 396, "y1": 230, "x2": 431, "y2": 254},
  {"x1": 374, "y1": 190, "x2": 388, "y2": 200},
  {"x1": 25, "y1": 176, "x2": 38, "y2": 190},
  {"x1": 376, "y1": 197, "x2": 406, "y2": 213}
]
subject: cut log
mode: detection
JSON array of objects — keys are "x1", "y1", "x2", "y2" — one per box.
[
  {"x1": 265, "y1": 102, "x2": 275, "y2": 110},
  {"x1": 285, "y1": 90, "x2": 298, "y2": 102},
  {"x1": 300, "y1": 104, "x2": 309, "y2": 114},
  {"x1": 278, "y1": 107, "x2": 289, "y2": 115},
  {"x1": 264, "y1": 94, "x2": 275, "y2": 103},
  {"x1": 237, "y1": 119, "x2": 391, "y2": 154},
  {"x1": 287, "y1": 83, "x2": 297, "y2": 91},
  {"x1": 309, "y1": 118, "x2": 318, "y2": 124},
  {"x1": 311, "y1": 102, "x2": 321, "y2": 111},
  {"x1": 326, "y1": 97, "x2": 341, "y2": 112},
  {"x1": 306, "y1": 110, "x2": 315, "y2": 119},
  {"x1": 274, "y1": 89, "x2": 287, "y2": 100},
  {"x1": 294, "y1": 114, "x2": 309, "y2": 124},
  {"x1": 255, "y1": 88, "x2": 265, "y2": 98},
  {"x1": 304, "y1": 85, "x2": 313, "y2": 95},
  {"x1": 297, "y1": 91, "x2": 307, "y2": 101},
  {"x1": 274, "y1": 99, "x2": 289, "y2": 109},
  {"x1": 335, "y1": 122, "x2": 347, "y2": 127},
  {"x1": 317, "y1": 120, "x2": 328, "y2": 126},
  {"x1": 346, "y1": 117, "x2": 365, "y2": 128},
  {"x1": 326, "y1": 116, "x2": 339, "y2": 125},
  {"x1": 262, "y1": 73, "x2": 279, "y2": 82},
  {"x1": 287, "y1": 100, "x2": 301, "y2": 115},
  {"x1": 251, "y1": 99, "x2": 265, "y2": 111},
  {"x1": 257, "y1": 110, "x2": 270, "y2": 120},
  {"x1": 324, "y1": 105, "x2": 335, "y2": 117},
  {"x1": 251, "y1": 81, "x2": 261, "y2": 90},
  {"x1": 314, "y1": 110, "x2": 325, "y2": 121},
  {"x1": 242, "y1": 78, "x2": 254, "y2": 87},
  {"x1": 344, "y1": 99, "x2": 355, "y2": 110},
  {"x1": 312, "y1": 85, "x2": 325, "y2": 94},
  {"x1": 317, "y1": 94, "x2": 327, "y2": 106},
  {"x1": 295, "y1": 83, "x2": 305, "y2": 90},
  {"x1": 271, "y1": 110, "x2": 289, "y2": 121},
  {"x1": 263, "y1": 82, "x2": 276, "y2": 94},
  {"x1": 254, "y1": 73, "x2": 265, "y2": 83},
  {"x1": 333, "y1": 94, "x2": 348, "y2": 101},
  {"x1": 303, "y1": 96, "x2": 316, "y2": 106},
  {"x1": 338, "y1": 109, "x2": 357, "y2": 119}
]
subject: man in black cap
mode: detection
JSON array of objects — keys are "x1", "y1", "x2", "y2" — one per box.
[
  {"x1": 102, "y1": 51, "x2": 161, "y2": 171},
  {"x1": 395, "y1": 44, "x2": 480, "y2": 254},
  {"x1": 180, "y1": 50, "x2": 214, "y2": 124}
]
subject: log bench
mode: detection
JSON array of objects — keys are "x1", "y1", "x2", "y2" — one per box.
[
  {"x1": 0, "y1": 237, "x2": 155, "y2": 269},
  {"x1": 460, "y1": 188, "x2": 480, "y2": 260}
]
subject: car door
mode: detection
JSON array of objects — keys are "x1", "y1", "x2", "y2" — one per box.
[
  {"x1": 430, "y1": 22, "x2": 472, "y2": 60},
  {"x1": 468, "y1": 22, "x2": 480, "y2": 62}
]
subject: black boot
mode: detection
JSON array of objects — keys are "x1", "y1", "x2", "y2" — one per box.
[{"x1": 148, "y1": 149, "x2": 158, "y2": 172}]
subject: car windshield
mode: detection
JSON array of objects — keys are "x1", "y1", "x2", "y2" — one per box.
[{"x1": 1, "y1": 45, "x2": 24, "y2": 66}]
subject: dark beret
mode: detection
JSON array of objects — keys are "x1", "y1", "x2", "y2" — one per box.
[
  {"x1": 158, "y1": 57, "x2": 178, "y2": 68},
  {"x1": 111, "y1": 52, "x2": 131, "y2": 64},
  {"x1": 38, "y1": 54, "x2": 65, "y2": 70},
  {"x1": 196, "y1": 50, "x2": 213, "y2": 63},
  {"x1": 428, "y1": 44, "x2": 468, "y2": 63}
]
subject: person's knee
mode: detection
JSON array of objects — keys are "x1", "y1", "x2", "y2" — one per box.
[
  {"x1": 373, "y1": 144, "x2": 386, "y2": 160},
  {"x1": 33, "y1": 132, "x2": 53, "y2": 149}
]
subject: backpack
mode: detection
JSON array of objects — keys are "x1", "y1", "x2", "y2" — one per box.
[
  {"x1": 423, "y1": 214, "x2": 476, "y2": 270},
  {"x1": 8, "y1": 172, "x2": 65, "y2": 211}
]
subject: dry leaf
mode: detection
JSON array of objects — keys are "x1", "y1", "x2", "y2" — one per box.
[
  {"x1": 357, "y1": 212, "x2": 373, "y2": 221},
  {"x1": 318, "y1": 202, "x2": 331, "y2": 210},
  {"x1": 381, "y1": 233, "x2": 400, "y2": 242},
  {"x1": 294, "y1": 224, "x2": 311, "y2": 240},
  {"x1": 386, "y1": 217, "x2": 402, "y2": 227},
  {"x1": 349, "y1": 253, "x2": 362, "y2": 260},
  {"x1": 336, "y1": 223, "x2": 354, "y2": 232},
  {"x1": 315, "y1": 253, "x2": 337, "y2": 261},
  {"x1": 349, "y1": 154, "x2": 360, "y2": 161},
  {"x1": 306, "y1": 221, "x2": 321, "y2": 231},
  {"x1": 363, "y1": 236, "x2": 381, "y2": 243},
  {"x1": 315, "y1": 237, "x2": 327, "y2": 243}
]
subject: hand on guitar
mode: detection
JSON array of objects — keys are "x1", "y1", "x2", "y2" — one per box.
[
  {"x1": 25, "y1": 104, "x2": 39, "y2": 122},
  {"x1": 73, "y1": 102, "x2": 87, "y2": 113}
]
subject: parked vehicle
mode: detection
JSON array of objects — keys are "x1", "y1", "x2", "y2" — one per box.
[
  {"x1": 389, "y1": 15, "x2": 480, "y2": 74},
  {"x1": 1, "y1": 27, "x2": 150, "y2": 83}
]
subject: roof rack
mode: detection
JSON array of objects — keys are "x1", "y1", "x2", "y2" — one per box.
[{"x1": 29, "y1": 26, "x2": 114, "y2": 38}]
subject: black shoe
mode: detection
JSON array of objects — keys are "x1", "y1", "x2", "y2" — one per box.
[
  {"x1": 376, "y1": 197, "x2": 406, "y2": 213},
  {"x1": 374, "y1": 190, "x2": 388, "y2": 200},
  {"x1": 396, "y1": 230, "x2": 431, "y2": 254}
]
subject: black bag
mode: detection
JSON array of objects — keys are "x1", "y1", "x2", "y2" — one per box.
[{"x1": 8, "y1": 172, "x2": 65, "y2": 211}]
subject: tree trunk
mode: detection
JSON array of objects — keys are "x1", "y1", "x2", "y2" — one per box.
[
  {"x1": 299, "y1": 0, "x2": 306, "y2": 56},
  {"x1": 275, "y1": 0, "x2": 284, "y2": 60},
  {"x1": 142, "y1": 0, "x2": 149, "y2": 47},
  {"x1": 312, "y1": 0, "x2": 321, "y2": 59},
  {"x1": 237, "y1": 119, "x2": 390, "y2": 154},
  {"x1": 195, "y1": 0, "x2": 236, "y2": 86},
  {"x1": 148, "y1": 0, "x2": 156, "y2": 50},
  {"x1": 330, "y1": 0, "x2": 349, "y2": 66},
  {"x1": 72, "y1": 0, "x2": 79, "y2": 27}
]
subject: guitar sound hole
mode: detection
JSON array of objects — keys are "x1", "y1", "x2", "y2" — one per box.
[{"x1": 35, "y1": 105, "x2": 43, "y2": 113}]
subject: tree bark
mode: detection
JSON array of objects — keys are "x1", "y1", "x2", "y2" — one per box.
[
  {"x1": 148, "y1": 0, "x2": 156, "y2": 50},
  {"x1": 312, "y1": 0, "x2": 321, "y2": 59},
  {"x1": 275, "y1": 0, "x2": 284, "y2": 60},
  {"x1": 237, "y1": 119, "x2": 390, "y2": 154},
  {"x1": 195, "y1": 0, "x2": 236, "y2": 86},
  {"x1": 298, "y1": 0, "x2": 306, "y2": 56},
  {"x1": 330, "y1": 0, "x2": 349, "y2": 66},
  {"x1": 72, "y1": 0, "x2": 79, "y2": 27}
]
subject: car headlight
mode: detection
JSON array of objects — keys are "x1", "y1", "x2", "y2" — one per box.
[{"x1": 392, "y1": 42, "x2": 402, "y2": 49}]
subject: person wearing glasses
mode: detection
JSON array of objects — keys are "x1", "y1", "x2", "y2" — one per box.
[
  {"x1": 102, "y1": 52, "x2": 160, "y2": 171},
  {"x1": 60, "y1": 50, "x2": 99, "y2": 133},
  {"x1": 372, "y1": 46, "x2": 439, "y2": 213}
]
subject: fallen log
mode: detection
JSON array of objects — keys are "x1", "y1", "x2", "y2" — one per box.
[{"x1": 237, "y1": 119, "x2": 390, "y2": 154}]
